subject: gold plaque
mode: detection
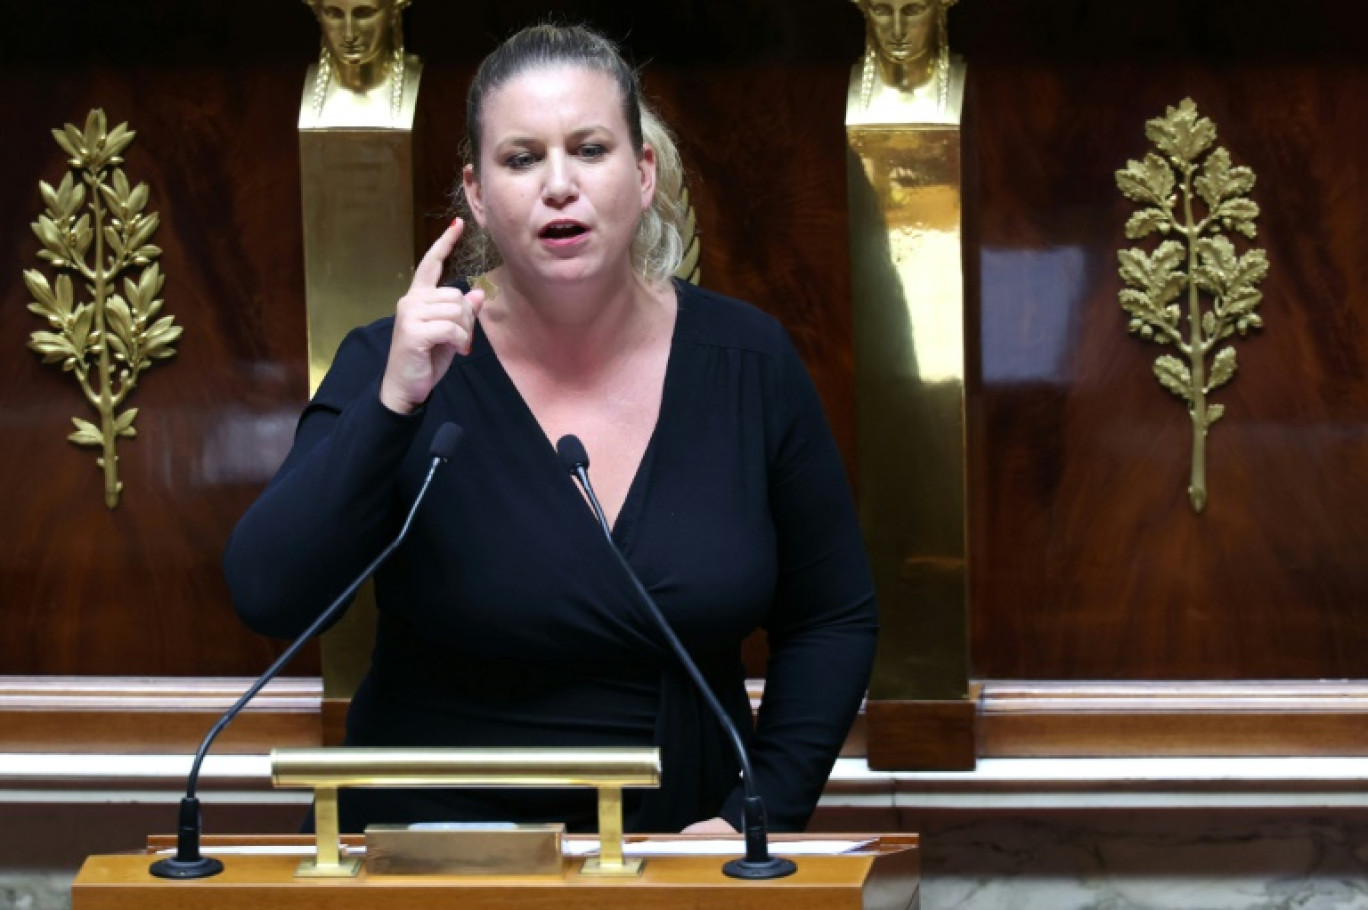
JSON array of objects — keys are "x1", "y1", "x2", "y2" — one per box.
[{"x1": 366, "y1": 823, "x2": 564, "y2": 876}]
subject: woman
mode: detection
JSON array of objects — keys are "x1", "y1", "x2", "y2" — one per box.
[{"x1": 225, "y1": 23, "x2": 877, "y2": 835}]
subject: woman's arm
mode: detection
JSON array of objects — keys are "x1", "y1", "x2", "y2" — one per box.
[
  {"x1": 223, "y1": 322, "x2": 425, "y2": 639},
  {"x1": 226, "y1": 223, "x2": 485, "y2": 639},
  {"x1": 720, "y1": 335, "x2": 879, "y2": 831}
]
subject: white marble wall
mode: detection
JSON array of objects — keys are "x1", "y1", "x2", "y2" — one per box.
[
  {"x1": 911, "y1": 810, "x2": 1368, "y2": 910},
  {"x1": 0, "y1": 872, "x2": 72, "y2": 910}
]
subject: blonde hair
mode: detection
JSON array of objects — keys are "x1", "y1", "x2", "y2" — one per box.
[{"x1": 449, "y1": 24, "x2": 689, "y2": 285}]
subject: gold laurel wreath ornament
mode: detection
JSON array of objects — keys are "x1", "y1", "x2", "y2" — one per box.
[
  {"x1": 25, "y1": 109, "x2": 181, "y2": 509},
  {"x1": 1116, "y1": 98, "x2": 1268, "y2": 513}
]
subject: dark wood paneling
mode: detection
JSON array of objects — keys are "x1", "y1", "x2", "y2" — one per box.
[
  {"x1": 964, "y1": 6, "x2": 1368, "y2": 680},
  {"x1": 866, "y1": 700, "x2": 977, "y2": 771},
  {"x1": 0, "y1": 59, "x2": 314, "y2": 675}
]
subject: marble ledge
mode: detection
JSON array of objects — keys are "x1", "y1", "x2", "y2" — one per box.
[{"x1": 5, "y1": 753, "x2": 1368, "y2": 810}]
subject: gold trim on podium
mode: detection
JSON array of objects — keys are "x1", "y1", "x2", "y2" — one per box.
[{"x1": 270, "y1": 747, "x2": 661, "y2": 878}]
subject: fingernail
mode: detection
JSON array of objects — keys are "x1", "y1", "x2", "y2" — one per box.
[{"x1": 450, "y1": 217, "x2": 461, "y2": 229}]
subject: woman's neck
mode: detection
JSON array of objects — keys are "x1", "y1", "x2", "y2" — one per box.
[{"x1": 479, "y1": 267, "x2": 675, "y2": 382}]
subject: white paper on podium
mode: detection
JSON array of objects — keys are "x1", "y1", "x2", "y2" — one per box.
[
  {"x1": 157, "y1": 838, "x2": 875, "y2": 858},
  {"x1": 154, "y1": 845, "x2": 357, "y2": 856},
  {"x1": 563, "y1": 838, "x2": 875, "y2": 857}
]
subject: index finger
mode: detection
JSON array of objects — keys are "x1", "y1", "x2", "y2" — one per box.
[{"x1": 411, "y1": 218, "x2": 466, "y2": 290}]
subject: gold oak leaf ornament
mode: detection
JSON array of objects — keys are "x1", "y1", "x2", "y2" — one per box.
[
  {"x1": 25, "y1": 109, "x2": 181, "y2": 509},
  {"x1": 1115, "y1": 98, "x2": 1268, "y2": 513}
]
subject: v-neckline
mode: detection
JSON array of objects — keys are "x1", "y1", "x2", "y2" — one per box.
[{"x1": 470, "y1": 284, "x2": 684, "y2": 540}]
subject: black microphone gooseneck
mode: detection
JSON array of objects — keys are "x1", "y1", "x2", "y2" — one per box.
[
  {"x1": 150, "y1": 422, "x2": 465, "y2": 880},
  {"x1": 554, "y1": 434, "x2": 796, "y2": 880}
]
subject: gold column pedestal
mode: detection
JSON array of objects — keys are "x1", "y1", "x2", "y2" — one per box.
[
  {"x1": 299, "y1": 62, "x2": 422, "y2": 706},
  {"x1": 847, "y1": 70, "x2": 973, "y2": 770}
]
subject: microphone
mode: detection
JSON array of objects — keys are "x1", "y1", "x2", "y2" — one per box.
[
  {"x1": 554, "y1": 434, "x2": 797, "y2": 880},
  {"x1": 150, "y1": 422, "x2": 465, "y2": 879}
]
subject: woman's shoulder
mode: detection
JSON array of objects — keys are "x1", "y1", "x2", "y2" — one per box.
[
  {"x1": 309, "y1": 316, "x2": 396, "y2": 405},
  {"x1": 674, "y1": 280, "x2": 791, "y2": 356},
  {"x1": 351, "y1": 314, "x2": 398, "y2": 345},
  {"x1": 328, "y1": 315, "x2": 398, "y2": 367}
]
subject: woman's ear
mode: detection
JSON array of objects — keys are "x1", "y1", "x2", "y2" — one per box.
[
  {"x1": 462, "y1": 164, "x2": 486, "y2": 226},
  {"x1": 638, "y1": 144, "x2": 658, "y2": 211}
]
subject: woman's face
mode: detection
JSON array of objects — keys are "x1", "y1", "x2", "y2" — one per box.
[
  {"x1": 463, "y1": 66, "x2": 656, "y2": 288},
  {"x1": 315, "y1": 0, "x2": 389, "y2": 67},
  {"x1": 862, "y1": 1, "x2": 937, "y2": 66}
]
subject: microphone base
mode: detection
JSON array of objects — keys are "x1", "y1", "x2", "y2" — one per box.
[
  {"x1": 723, "y1": 855, "x2": 797, "y2": 880},
  {"x1": 149, "y1": 855, "x2": 225, "y2": 879}
]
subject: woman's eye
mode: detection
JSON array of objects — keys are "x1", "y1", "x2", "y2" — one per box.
[
  {"x1": 578, "y1": 144, "x2": 607, "y2": 160},
  {"x1": 505, "y1": 152, "x2": 537, "y2": 170}
]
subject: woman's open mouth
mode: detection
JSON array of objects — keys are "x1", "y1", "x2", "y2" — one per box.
[
  {"x1": 539, "y1": 220, "x2": 589, "y2": 241},
  {"x1": 538, "y1": 221, "x2": 592, "y2": 252}
]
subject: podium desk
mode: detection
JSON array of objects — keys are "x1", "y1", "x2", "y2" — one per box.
[{"x1": 73, "y1": 833, "x2": 918, "y2": 910}]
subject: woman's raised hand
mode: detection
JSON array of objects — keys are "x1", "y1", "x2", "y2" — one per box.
[{"x1": 379, "y1": 219, "x2": 486, "y2": 414}]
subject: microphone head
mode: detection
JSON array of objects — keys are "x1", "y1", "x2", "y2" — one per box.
[
  {"x1": 555, "y1": 434, "x2": 589, "y2": 474},
  {"x1": 429, "y1": 423, "x2": 465, "y2": 462}
]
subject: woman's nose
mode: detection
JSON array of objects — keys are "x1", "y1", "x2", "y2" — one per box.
[{"x1": 542, "y1": 154, "x2": 577, "y2": 203}]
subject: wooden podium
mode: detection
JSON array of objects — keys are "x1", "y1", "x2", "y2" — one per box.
[{"x1": 73, "y1": 833, "x2": 919, "y2": 910}]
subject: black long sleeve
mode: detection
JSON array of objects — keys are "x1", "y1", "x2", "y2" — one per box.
[
  {"x1": 223, "y1": 280, "x2": 876, "y2": 832},
  {"x1": 225, "y1": 322, "x2": 423, "y2": 639}
]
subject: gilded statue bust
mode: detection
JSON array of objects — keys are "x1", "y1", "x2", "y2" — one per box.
[
  {"x1": 847, "y1": 0, "x2": 965, "y2": 125},
  {"x1": 300, "y1": 0, "x2": 422, "y2": 129}
]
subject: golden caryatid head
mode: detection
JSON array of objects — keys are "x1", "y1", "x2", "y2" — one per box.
[
  {"x1": 852, "y1": 0, "x2": 959, "y2": 92},
  {"x1": 304, "y1": 0, "x2": 412, "y2": 90}
]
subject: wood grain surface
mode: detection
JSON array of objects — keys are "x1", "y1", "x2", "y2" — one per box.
[
  {"x1": 79, "y1": 833, "x2": 918, "y2": 910},
  {"x1": 963, "y1": 11, "x2": 1368, "y2": 680},
  {"x1": 4, "y1": 1, "x2": 1368, "y2": 699}
]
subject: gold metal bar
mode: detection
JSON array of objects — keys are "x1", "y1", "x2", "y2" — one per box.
[
  {"x1": 273, "y1": 749, "x2": 659, "y2": 879},
  {"x1": 272, "y1": 747, "x2": 662, "y2": 789},
  {"x1": 598, "y1": 786, "x2": 624, "y2": 867},
  {"x1": 314, "y1": 786, "x2": 340, "y2": 867},
  {"x1": 579, "y1": 785, "x2": 643, "y2": 877},
  {"x1": 295, "y1": 786, "x2": 361, "y2": 878}
]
